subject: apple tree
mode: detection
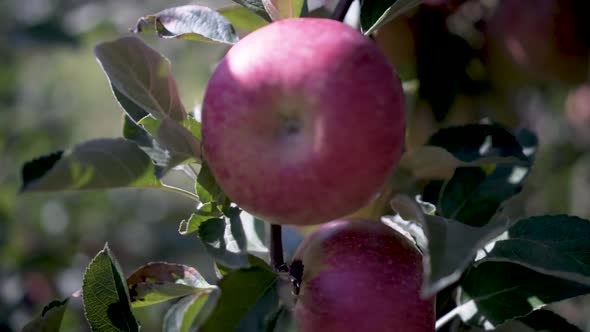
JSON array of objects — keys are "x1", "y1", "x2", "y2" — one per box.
[{"x1": 19, "y1": 0, "x2": 590, "y2": 331}]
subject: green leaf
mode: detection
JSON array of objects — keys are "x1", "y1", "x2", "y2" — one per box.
[
  {"x1": 198, "y1": 207, "x2": 249, "y2": 269},
  {"x1": 232, "y1": 0, "x2": 273, "y2": 21},
  {"x1": 200, "y1": 266, "x2": 279, "y2": 332},
  {"x1": 114, "y1": 87, "x2": 149, "y2": 123},
  {"x1": 21, "y1": 138, "x2": 161, "y2": 192},
  {"x1": 132, "y1": 5, "x2": 239, "y2": 44},
  {"x1": 439, "y1": 166, "x2": 527, "y2": 226},
  {"x1": 137, "y1": 115, "x2": 202, "y2": 165},
  {"x1": 264, "y1": 306, "x2": 298, "y2": 332},
  {"x1": 428, "y1": 124, "x2": 530, "y2": 163},
  {"x1": 518, "y1": 309, "x2": 583, "y2": 332},
  {"x1": 390, "y1": 194, "x2": 512, "y2": 297},
  {"x1": 127, "y1": 262, "x2": 215, "y2": 308},
  {"x1": 83, "y1": 244, "x2": 140, "y2": 332},
  {"x1": 122, "y1": 115, "x2": 170, "y2": 176},
  {"x1": 179, "y1": 202, "x2": 223, "y2": 235},
  {"x1": 458, "y1": 261, "x2": 590, "y2": 328},
  {"x1": 22, "y1": 298, "x2": 69, "y2": 332},
  {"x1": 262, "y1": 0, "x2": 305, "y2": 20},
  {"x1": 361, "y1": 0, "x2": 422, "y2": 35},
  {"x1": 400, "y1": 146, "x2": 528, "y2": 180},
  {"x1": 163, "y1": 289, "x2": 220, "y2": 332},
  {"x1": 432, "y1": 125, "x2": 537, "y2": 226},
  {"x1": 94, "y1": 36, "x2": 187, "y2": 122},
  {"x1": 450, "y1": 310, "x2": 583, "y2": 332},
  {"x1": 218, "y1": 5, "x2": 269, "y2": 32},
  {"x1": 479, "y1": 215, "x2": 590, "y2": 286},
  {"x1": 196, "y1": 163, "x2": 226, "y2": 204}
]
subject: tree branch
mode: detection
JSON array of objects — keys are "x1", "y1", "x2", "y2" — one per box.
[
  {"x1": 331, "y1": 0, "x2": 355, "y2": 21},
  {"x1": 270, "y1": 224, "x2": 287, "y2": 272}
]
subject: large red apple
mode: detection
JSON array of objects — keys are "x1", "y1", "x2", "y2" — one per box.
[
  {"x1": 202, "y1": 18, "x2": 405, "y2": 225},
  {"x1": 291, "y1": 218, "x2": 434, "y2": 332}
]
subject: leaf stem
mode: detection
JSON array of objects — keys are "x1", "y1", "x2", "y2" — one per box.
[
  {"x1": 161, "y1": 183, "x2": 200, "y2": 201},
  {"x1": 270, "y1": 224, "x2": 287, "y2": 272},
  {"x1": 331, "y1": 0, "x2": 355, "y2": 21}
]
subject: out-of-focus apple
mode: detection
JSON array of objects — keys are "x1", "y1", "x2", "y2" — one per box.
[
  {"x1": 291, "y1": 218, "x2": 434, "y2": 332},
  {"x1": 486, "y1": 0, "x2": 590, "y2": 86},
  {"x1": 566, "y1": 83, "x2": 590, "y2": 147},
  {"x1": 202, "y1": 18, "x2": 405, "y2": 225}
]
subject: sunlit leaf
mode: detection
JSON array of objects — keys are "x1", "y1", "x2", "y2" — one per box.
[
  {"x1": 390, "y1": 194, "x2": 512, "y2": 297},
  {"x1": 163, "y1": 289, "x2": 220, "y2": 332},
  {"x1": 83, "y1": 244, "x2": 140, "y2": 331},
  {"x1": 218, "y1": 5, "x2": 269, "y2": 32},
  {"x1": 21, "y1": 138, "x2": 161, "y2": 192},
  {"x1": 133, "y1": 5, "x2": 239, "y2": 44},
  {"x1": 95, "y1": 36, "x2": 187, "y2": 122},
  {"x1": 196, "y1": 163, "x2": 226, "y2": 204},
  {"x1": 22, "y1": 299, "x2": 69, "y2": 332},
  {"x1": 198, "y1": 208, "x2": 249, "y2": 269},
  {"x1": 262, "y1": 0, "x2": 305, "y2": 20},
  {"x1": 127, "y1": 262, "x2": 215, "y2": 308},
  {"x1": 138, "y1": 115, "x2": 202, "y2": 165},
  {"x1": 179, "y1": 202, "x2": 223, "y2": 235},
  {"x1": 200, "y1": 266, "x2": 279, "y2": 332}
]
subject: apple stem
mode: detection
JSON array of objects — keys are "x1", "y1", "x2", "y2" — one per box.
[
  {"x1": 332, "y1": 0, "x2": 355, "y2": 21},
  {"x1": 270, "y1": 224, "x2": 288, "y2": 272}
]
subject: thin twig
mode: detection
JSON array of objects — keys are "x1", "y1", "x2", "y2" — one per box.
[
  {"x1": 161, "y1": 184, "x2": 200, "y2": 201},
  {"x1": 331, "y1": 0, "x2": 355, "y2": 21},
  {"x1": 270, "y1": 224, "x2": 287, "y2": 272}
]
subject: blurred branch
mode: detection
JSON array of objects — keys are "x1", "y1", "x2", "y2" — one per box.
[{"x1": 331, "y1": 0, "x2": 355, "y2": 21}]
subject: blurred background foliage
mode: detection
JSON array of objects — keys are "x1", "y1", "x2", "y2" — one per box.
[{"x1": 1, "y1": 0, "x2": 590, "y2": 331}]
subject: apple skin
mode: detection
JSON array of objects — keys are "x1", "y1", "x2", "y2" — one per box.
[
  {"x1": 202, "y1": 18, "x2": 405, "y2": 225},
  {"x1": 292, "y1": 219, "x2": 435, "y2": 332}
]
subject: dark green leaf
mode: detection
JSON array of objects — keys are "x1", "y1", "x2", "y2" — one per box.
[
  {"x1": 264, "y1": 306, "x2": 298, "y2": 332},
  {"x1": 360, "y1": 0, "x2": 422, "y2": 34},
  {"x1": 198, "y1": 208, "x2": 249, "y2": 269},
  {"x1": 518, "y1": 309, "x2": 582, "y2": 332},
  {"x1": 428, "y1": 124, "x2": 529, "y2": 163},
  {"x1": 127, "y1": 262, "x2": 215, "y2": 308},
  {"x1": 179, "y1": 202, "x2": 223, "y2": 235},
  {"x1": 163, "y1": 289, "x2": 220, "y2": 332},
  {"x1": 459, "y1": 261, "x2": 590, "y2": 328},
  {"x1": 439, "y1": 166, "x2": 527, "y2": 226},
  {"x1": 201, "y1": 266, "x2": 279, "y2": 332},
  {"x1": 21, "y1": 138, "x2": 161, "y2": 192},
  {"x1": 433, "y1": 124, "x2": 537, "y2": 226},
  {"x1": 114, "y1": 87, "x2": 149, "y2": 123},
  {"x1": 218, "y1": 5, "x2": 269, "y2": 32},
  {"x1": 133, "y1": 5, "x2": 239, "y2": 44},
  {"x1": 391, "y1": 195, "x2": 512, "y2": 297},
  {"x1": 22, "y1": 298, "x2": 69, "y2": 332},
  {"x1": 400, "y1": 146, "x2": 527, "y2": 180},
  {"x1": 95, "y1": 36, "x2": 187, "y2": 122},
  {"x1": 232, "y1": 0, "x2": 273, "y2": 21},
  {"x1": 479, "y1": 215, "x2": 590, "y2": 286},
  {"x1": 83, "y1": 244, "x2": 140, "y2": 332}
]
